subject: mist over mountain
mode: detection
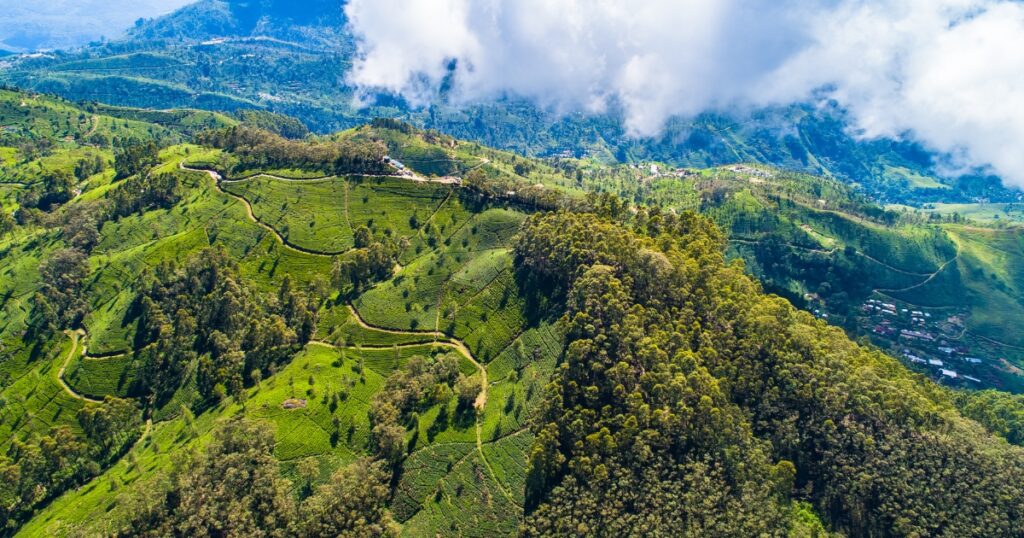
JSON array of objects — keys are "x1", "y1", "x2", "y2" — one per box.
[
  {"x1": 3, "y1": 0, "x2": 1022, "y2": 201},
  {"x1": 2, "y1": 0, "x2": 1007, "y2": 207},
  {"x1": 346, "y1": 0, "x2": 1024, "y2": 190}
]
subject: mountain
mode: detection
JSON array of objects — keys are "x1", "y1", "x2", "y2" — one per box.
[
  {"x1": 2, "y1": 90, "x2": 1024, "y2": 536},
  {"x1": 2, "y1": 0, "x2": 1018, "y2": 208},
  {"x1": 129, "y1": 0, "x2": 348, "y2": 44}
]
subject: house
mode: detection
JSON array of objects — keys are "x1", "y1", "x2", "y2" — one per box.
[
  {"x1": 901, "y1": 329, "x2": 934, "y2": 341},
  {"x1": 929, "y1": 359, "x2": 944, "y2": 367},
  {"x1": 904, "y1": 353, "x2": 927, "y2": 364},
  {"x1": 940, "y1": 369, "x2": 958, "y2": 379}
]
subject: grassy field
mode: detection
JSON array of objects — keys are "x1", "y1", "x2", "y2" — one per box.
[
  {"x1": 889, "y1": 202, "x2": 1024, "y2": 225},
  {"x1": 9, "y1": 108, "x2": 1023, "y2": 536},
  {"x1": 7, "y1": 130, "x2": 556, "y2": 536},
  {"x1": 224, "y1": 176, "x2": 355, "y2": 253},
  {"x1": 883, "y1": 165, "x2": 950, "y2": 190}
]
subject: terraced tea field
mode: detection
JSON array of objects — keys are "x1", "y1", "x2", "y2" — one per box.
[{"x1": 11, "y1": 148, "x2": 560, "y2": 537}]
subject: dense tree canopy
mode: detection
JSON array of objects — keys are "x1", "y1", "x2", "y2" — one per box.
[
  {"x1": 114, "y1": 141, "x2": 160, "y2": 179},
  {"x1": 131, "y1": 248, "x2": 317, "y2": 406},
  {"x1": 119, "y1": 418, "x2": 395, "y2": 538},
  {"x1": 0, "y1": 396, "x2": 140, "y2": 529},
  {"x1": 515, "y1": 211, "x2": 1024, "y2": 537},
  {"x1": 32, "y1": 247, "x2": 91, "y2": 333},
  {"x1": 198, "y1": 126, "x2": 390, "y2": 176}
]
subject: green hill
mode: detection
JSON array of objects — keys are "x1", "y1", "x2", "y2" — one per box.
[{"x1": 1, "y1": 98, "x2": 1023, "y2": 536}]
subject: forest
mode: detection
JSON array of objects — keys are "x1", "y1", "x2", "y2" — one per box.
[{"x1": 0, "y1": 90, "x2": 1022, "y2": 536}]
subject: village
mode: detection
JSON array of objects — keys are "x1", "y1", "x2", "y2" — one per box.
[{"x1": 855, "y1": 297, "x2": 991, "y2": 386}]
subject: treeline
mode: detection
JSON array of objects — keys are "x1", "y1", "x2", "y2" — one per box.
[
  {"x1": 515, "y1": 210, "x2": 1024, "y2": 536},
  {"x1": 107, "y1": 171, "x2": 181, "y2": 219},
  {"x1": 368, "y1": 354, "x2": 477, "y2": 468},
  {"x1": 0, "y1": 397, "x2": 140, "y2": 530},
  {"x1": 130, "y1": 248, "x2": 318, "y2": 406},
  {"x1": 197, "y1": 126, "x2": 390, "y2": 176},
  {"x1": 956, "y1": 390, "x2": 1024, "y2": 446},
  {"x1": 118, "y1": 418, "x2": 396, "y2": 537},
  {"x1": 330, "y1": 225, "x2": 400, "y2": 295},
  {"x1": 236, "y1": 109, "x2": 309, "y2": 139}
]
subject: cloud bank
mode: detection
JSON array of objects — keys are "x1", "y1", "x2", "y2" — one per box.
[{"x1": 345, "y1": 0, "x2": 1024, "y2": 188}]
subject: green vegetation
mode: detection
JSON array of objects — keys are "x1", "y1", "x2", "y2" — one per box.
[
  {"x1": 892, "y1": 202, "x2": 1024, "y2": 224},
  {"x1": 9, "y1": 2, "x2": 1022, "y2": 211},
  {"x1": 0, "y1": 93, "x2": 1022, "y2": 536},
  {"x1": 515, "y1": 211, "x2": 1024, "y2": 536}
]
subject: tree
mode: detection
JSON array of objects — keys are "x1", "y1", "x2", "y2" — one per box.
[
  {"x1": 120, "y1": 418, "x2": 296, "y2": 537},
  {"x1": 114, "y1": 141, "x2": 159, "y2": 179},
  {"x1": 0, "y1": 208, "x2": 14, "y2": 236},
  {"x1": 354, "y1": 225, "x2": 373, "y2": 249},
  {"x1": 18, "y1": 169, "x2": 75, "y2": 211},
  {"x1": 516, "y1": 211, "x2": 1024, "y2": 537},
  {"x1": 34, "y1": 248, "x2": 90, "y2": 331},
  {"x1": 455, "y1": 374, "x2": 480, "y2": 411},
  {"x1": 370, "y1": 419, "x2": 406, "y2": 468},
  {"x1": 296, "y1": 458, "x2": 397, "y2": 537},
  {"x1": 77, "y1": 396, "x2": 141, "y2": 459},
  {"x1": 130, "y1": 248, "x2": 307, "y2": 404},
  {"x1": 61, "y1": 201, "x2": 104, "y2": 252},
  {"x1": 108, "y1": 172, "x2": 181, "y2": 218}
]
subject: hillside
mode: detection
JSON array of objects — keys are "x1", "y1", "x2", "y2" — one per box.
[
  {"x1": 1, "y1": 1, "x2": 1019, "y2": 206},
  {"x1": 1, "y1": 96, "x2": 1024, "y2": 536}
]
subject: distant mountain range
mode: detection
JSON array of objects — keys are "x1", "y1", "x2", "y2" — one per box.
[
  {"x1": 1, "y1": 0, "x2": 1017, "y2": 206},
  {"x1": 0, "y1": 0, "x2": 192, "y2": 52}
]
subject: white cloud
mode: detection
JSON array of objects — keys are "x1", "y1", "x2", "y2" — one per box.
[{"x1": 345, "y1": 0, "x2": 1024, "y2": 188}]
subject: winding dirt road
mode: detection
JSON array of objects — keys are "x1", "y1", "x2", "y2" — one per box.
[
  {"x1": 180, "y1": 162, "x2": 347, "y2": 257},
  {"x1": 179, "y1": 159, "x2": 509, "y2": 498},
  {"x1": 341, "y1": 304, "x2": 487, "y2": 410},
  {"x1": 56, "y1": 330, "x2": 103, "y2": 404}
]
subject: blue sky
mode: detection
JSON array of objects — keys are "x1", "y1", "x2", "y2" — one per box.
[{"x1": 0, "y1": 0, "x2": 191, "y2": 51}]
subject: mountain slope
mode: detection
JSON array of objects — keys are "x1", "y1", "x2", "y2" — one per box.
[{"x1": 2, "y1": 98, "x2": 1024, "y2": 536}]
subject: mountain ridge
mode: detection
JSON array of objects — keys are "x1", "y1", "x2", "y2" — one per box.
[{"x1": 2, "y1": 1, "x2": 1018, "y2": 207}]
